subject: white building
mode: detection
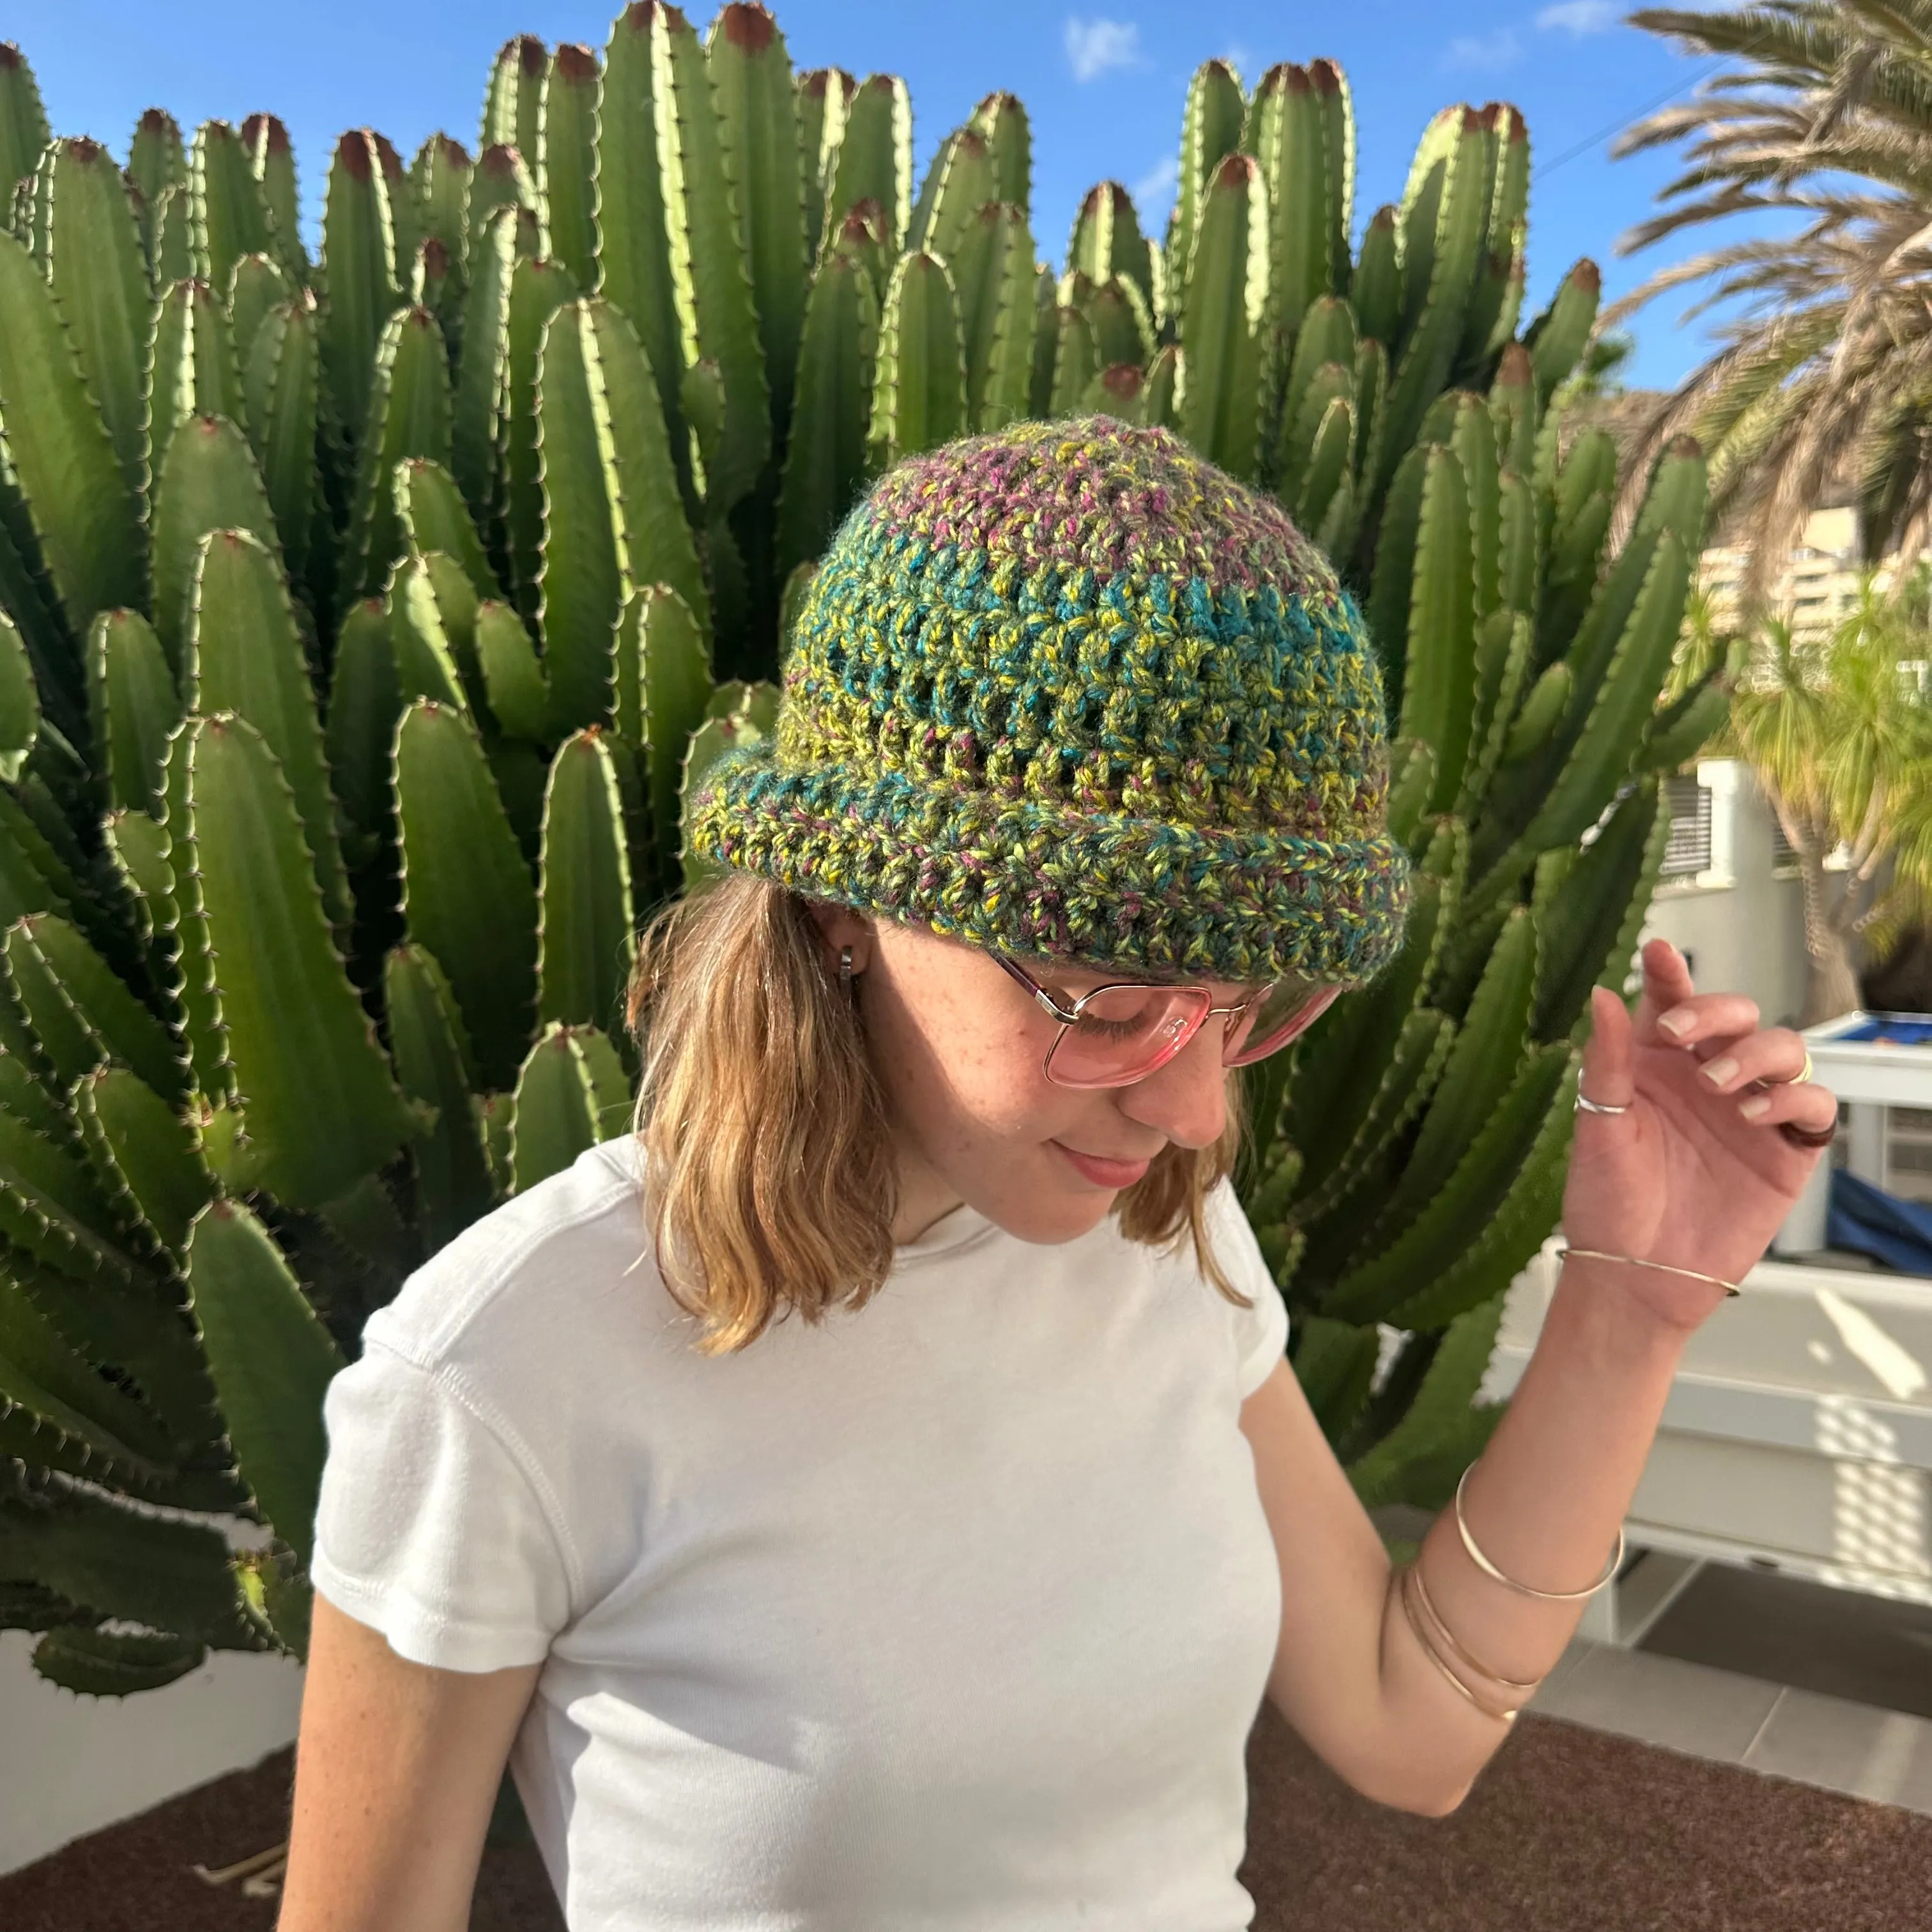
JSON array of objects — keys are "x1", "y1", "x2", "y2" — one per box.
[
  {"x1": 1699, "y1": 503, "x2": 1931, "y2": 640},
  {"x1": 1641, "y1": 756, "x2": 1809, "y2": 1031}
]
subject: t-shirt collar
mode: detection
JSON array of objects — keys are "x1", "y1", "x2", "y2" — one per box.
[{"x1": 893, "y1": 1197, "x2": 1000, "y2": 1266}]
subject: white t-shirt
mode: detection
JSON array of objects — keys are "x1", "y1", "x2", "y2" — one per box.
[{"x1": 311, "y1": 1135, "x2": 1291, "y2": 1931}]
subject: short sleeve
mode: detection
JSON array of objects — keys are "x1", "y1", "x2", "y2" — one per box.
[
  {"x1": 1207, "y1": 1178, "x2": 1291, "y2": 1400},
  {"x1": 310, "y1": 1339, "x2": 573, "y2": 1673}
]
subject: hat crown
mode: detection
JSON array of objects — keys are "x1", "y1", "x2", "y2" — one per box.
[{"x1": 780, "y1": 417, "x2": 1391, "y2": 840}]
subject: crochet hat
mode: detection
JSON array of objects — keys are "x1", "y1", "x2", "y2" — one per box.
[{"x1": 686, "y1": 415, "x2": 1412, "y2": 985}]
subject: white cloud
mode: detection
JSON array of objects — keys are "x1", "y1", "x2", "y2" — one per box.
[
  {"x1": 1443, "y1": 27, "x2": 1523, "y2": 71},
  {"x1": 1065, "y1": 17, "x2": 1142, "y2": 83},
  {"x1": 1131, "y1": 153, "x2": 1178, "y2": 213},
  {"x1": 1537, "y1": 0, "x2": 1619, "y2": 33}
]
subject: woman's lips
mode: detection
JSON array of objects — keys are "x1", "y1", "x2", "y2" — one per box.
[{"x1": 1050, "y1": 1140, "x2": 1153, "y2": 1189}]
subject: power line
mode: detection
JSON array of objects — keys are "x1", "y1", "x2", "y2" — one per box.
[
  {"x1": 1533, "y1": 25, "x2": 1781, "y2": 182},
  {"x1": 1533, "y1": 59, "x2": 1728, "y2": 180}
]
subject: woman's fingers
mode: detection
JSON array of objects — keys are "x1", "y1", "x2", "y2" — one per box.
[
  {"x1": 1580, "y1": 985, "x2": 1636, "y2": 1110},
  {"x1": 1689, "y1": 1025, "x2": 1811, "y2": 1096},
  {"x1": 1649, "y1": 991, "x2": 1763, "y2": 1057},
  {"x1": 1732, "y1": 1074, "x2": 1841, "y2": 1135},
  {"x1": 1631, "y1": 937, "x2": 1697, "y2": 1044}
]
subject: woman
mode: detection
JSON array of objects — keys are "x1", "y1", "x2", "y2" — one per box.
[{"x1": 281, "y1": 418, "x2": 1837, "y2": 1931}]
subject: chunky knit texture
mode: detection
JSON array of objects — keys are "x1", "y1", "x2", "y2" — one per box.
[{"x1": 686, "y1": 416, "x2": 1413, "y2": 985}]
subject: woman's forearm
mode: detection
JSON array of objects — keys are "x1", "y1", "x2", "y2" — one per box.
[{"x1": 1367, "y1": 1252, "x2": 1689, "y2": 1812}]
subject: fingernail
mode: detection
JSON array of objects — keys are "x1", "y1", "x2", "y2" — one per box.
[
  {"x1": 1738, "y1": 1095, "x2": 1770, "y2": 1120},
  {"x1": 1659, "y1": 1007, "x2": 1695, "y2": 1037},
  {"x1": 1703, "y1": 1056, "x2": 1740, "y2": 1087}
]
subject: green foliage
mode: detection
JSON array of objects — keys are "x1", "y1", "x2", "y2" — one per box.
[{"x1": 0, "y1": 13, "x2": 1703, "y2": 1689}]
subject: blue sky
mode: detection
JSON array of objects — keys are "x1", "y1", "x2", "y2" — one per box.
[{"x1": 9, "y1": 1, "x2": 1742, "y2": 391}]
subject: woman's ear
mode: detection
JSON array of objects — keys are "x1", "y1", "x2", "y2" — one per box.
[{"x1": 803, "y1": 901, "x2": 876, "y2": 972}]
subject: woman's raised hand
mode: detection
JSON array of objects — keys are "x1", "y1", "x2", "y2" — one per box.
[{"x1": 1559, "y1": 936, "x2": 1839, "y2": 1330}]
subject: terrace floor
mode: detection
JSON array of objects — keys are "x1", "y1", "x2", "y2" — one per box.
[{"x1": 1533, "y1": 1554, "x2": 1932, "y2": 1815}]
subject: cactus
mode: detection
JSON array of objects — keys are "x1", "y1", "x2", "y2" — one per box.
[
  {"x1": 0, "y1": 16, "x2": 1710, "y2": 1683},
  {"x1": 185, "y1": 1198, "x2": 344, "y2": 1584},
  {"x1": 869, "y1": 249, "x2": 965, "y2": 468}
]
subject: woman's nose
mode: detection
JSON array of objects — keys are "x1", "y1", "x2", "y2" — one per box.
[{"x1": 1116, "y1": 1022, "x2": 1229, "y2": 1150}]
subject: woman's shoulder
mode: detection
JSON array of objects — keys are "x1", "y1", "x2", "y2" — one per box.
[{"x1": 358, "y1": 1136, "x2": 663, "y2": 1390}]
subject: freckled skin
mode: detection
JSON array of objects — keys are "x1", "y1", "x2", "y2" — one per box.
[{"x1": 807, "y1": 904, "x2": 1248, "y2": 1246}]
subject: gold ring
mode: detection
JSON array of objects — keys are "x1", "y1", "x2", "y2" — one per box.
[{"x1": 1795, "y1": 1048, "x2": 1814, "y2": 1085}]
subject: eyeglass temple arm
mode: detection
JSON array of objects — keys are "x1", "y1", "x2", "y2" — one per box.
[{"x1": 994, "y1": 953, "x2": 1082, "y2": 1023}]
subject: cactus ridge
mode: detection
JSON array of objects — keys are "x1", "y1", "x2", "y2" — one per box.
[
  {"x1": 1320, "y1": 1039, "x2": 1573, "y2": 1322},
  {"x1": 537, "y1": 43, "x2": 604, "y2": 290},
  {"x1": 507, "y1": 1020, "x2": 631, "y2": 1192},
  {"x1": 392, "y1": 698, "x2": 540, "y2": 1093},
  {"x1": 0, "y1": 1099, "x2": 153, "y2": 1295},
  {"x1": 1345, "y1": 1297, "x2": 1507, "y2": 1506},
  {"x1": 182, "y1": 711, "x2": 418, "y2": 1208},
  {"x1": 187, "y1": 526, "x2": 355, "y2": 937},
  {"x1": 45, "y1": 140, "x2": 153, "y2": 528},
  {"x1": 869, "y1": 249, "x2": 967, "y2": 468},
  {"x1": 533, "y1": 728, "x2": 637, "y2": 1038},
  {"x1": 241, "y1": 113, "x2": 308, "y2": 286},
  {"x1": 0, "y1": 229, "x2": 144, "y2": 644},
  {"x1": 1292, "y1": 1004, "x2": 1456, "y2": 1229},
  {"x1": 154, "y1": 717, "x2": 234, "y2": 1110},
  {"x1": 1378, "y1": 1050, "x2": 1579, "y2": 1335},
  {"x1": 185, "y1": 1196, "x2": 344, "y2": 1573},
  {"x1": 63, "y1": 1078, "x2": 181, "y2": 1287},
  {"x1": 71, "y1": 1062, "x2": 210, "y2": 1275}
]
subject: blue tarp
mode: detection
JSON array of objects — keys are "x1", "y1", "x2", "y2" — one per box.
[
  {"x1": 1837, "y1": 1016, "x2": 1932, "y2": 1046},
  {"x1": 1826, "y1": 1169, "x2": 1932, "y2": 1273}
]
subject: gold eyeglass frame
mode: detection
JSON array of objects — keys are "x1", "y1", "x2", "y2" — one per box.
[{"x1": 993, "y1": 953, "x2": 1342, "y2": 1089}]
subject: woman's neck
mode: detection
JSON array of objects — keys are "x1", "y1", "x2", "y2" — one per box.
[{"x1": 891, "y1": 1151, "x2": 967, "y2": 1246}]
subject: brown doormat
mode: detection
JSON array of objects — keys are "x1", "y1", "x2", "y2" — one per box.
[
  {"x1": 4, "y1": 1706, "x2": 1930, "y2": 1931},
  {"x1": 1239, "y1": 1701, "x2": 1932, "y2": 1931}
]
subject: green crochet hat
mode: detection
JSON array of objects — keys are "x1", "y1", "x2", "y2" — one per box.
[{"x1": 686, "y1": 415, "x2": 1412, "y2": 986}]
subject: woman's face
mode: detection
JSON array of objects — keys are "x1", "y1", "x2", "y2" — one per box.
[{"x1": 809, "y1": 905, "x2": 1253, "y2": 1246}]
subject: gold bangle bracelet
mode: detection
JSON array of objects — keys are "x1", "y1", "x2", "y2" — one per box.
[
  {"x1": 1408, "y1": 1556, "x2": 1544, "y2": 1697},
  {"x1": 1398, "y1": 1563, "x2": 1520, "y2": 1723},
  {"x1": 1454, "y1": 1462, "x2": 1625, "y2": 1602},
  {"x1": 1400, "y1": 1564, "x2": 1517, "y2": 1722},
  {"x1": 1556, "y1": 1244, "x2": 1742, "y2": 1299}
]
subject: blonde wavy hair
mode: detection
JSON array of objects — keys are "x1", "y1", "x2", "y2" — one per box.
[{"x1": 623, "y1": 872, "x2": 1250, "y2": 1356}]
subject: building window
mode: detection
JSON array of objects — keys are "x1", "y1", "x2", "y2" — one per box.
[
  {"x1": 1771, "y1": 815, "x2": 1798, "y2": 870},
  {"x1": 1662, "y1": 774, "x2": 1713, "y2": 877}
]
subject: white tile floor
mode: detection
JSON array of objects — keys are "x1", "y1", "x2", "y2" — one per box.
[
  {"x1": 1745, "y1": 1687, "x2": 1932, "y2": 1812},
  {"x1": 1531, "y1": 1638, "x2": 1932, "y2": 1818}
]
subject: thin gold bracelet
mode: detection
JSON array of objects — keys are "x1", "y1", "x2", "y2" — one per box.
[
  {"x1": 1556, "y1": 1244, "x2": 1742, "y2": 1299},
  {"x1": 1408, "y1": 1555, "x2": 1544, "y2": 1696},
  {"x1": 1398, "y1": 1563, "x2": 1520, "y2": 1723},
  {"x1": 1454, "y1": 1462, "x2": 1625, "y2": 1602}
]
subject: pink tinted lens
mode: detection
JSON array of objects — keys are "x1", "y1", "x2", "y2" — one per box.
[
  {"x1": 1046, "y1": 984, "x2": 1213, "y2": 1088},
  {"x1": 1223, "y1": 983, "x2": 1342, "y2": 1067}
]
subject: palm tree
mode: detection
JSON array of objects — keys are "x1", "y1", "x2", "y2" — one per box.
[
  {"x1": 1722, "y1": 571, "x2": 1932, "y2": 1022},
  {"x1": 1611, "y1": 4, "x2": 1932, "y2": 599}
]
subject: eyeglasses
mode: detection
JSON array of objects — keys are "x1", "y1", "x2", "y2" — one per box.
[{"x1": 994, "y1": 954, "x2": 1344, "y2": 1090}]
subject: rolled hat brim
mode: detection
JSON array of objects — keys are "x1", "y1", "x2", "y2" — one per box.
[{"x1": 686, "y1": 747, "x2": 1413, "y2": 986}]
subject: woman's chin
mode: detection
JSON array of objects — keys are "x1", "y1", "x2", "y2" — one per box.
[{"x1": 985, "y1": 1183, "x2": 1120, "y2": 1248}]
